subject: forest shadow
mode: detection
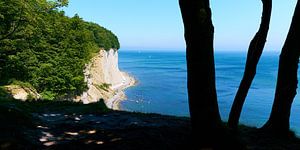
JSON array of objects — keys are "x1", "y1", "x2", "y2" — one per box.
[
  {"x1": 0, "y1": 98, "x2": 300, "y2": 149},
  {"x1": 0, "y1": 98, "x2": 192, "y2": 149}
]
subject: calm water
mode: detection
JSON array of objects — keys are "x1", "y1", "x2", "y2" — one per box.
[{"x1": 118, "y1": 50, "x2": 300, "y2": 135}]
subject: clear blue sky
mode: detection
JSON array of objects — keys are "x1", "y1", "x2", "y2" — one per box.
[{"x1": 63, "y1": 0, "x2": 297, "y2": 52}]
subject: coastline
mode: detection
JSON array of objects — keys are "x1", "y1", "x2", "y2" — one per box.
[{"x1": 105, "y1": 72, "x2": 137, "y2": 110}]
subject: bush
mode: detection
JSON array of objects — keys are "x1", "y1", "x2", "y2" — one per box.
[
  {"x1": 0, "y1": 86, "x2": 8, "y2": 98},
  {"x1": 96, "y1": 83, "x2": 112, "y2": 92}
]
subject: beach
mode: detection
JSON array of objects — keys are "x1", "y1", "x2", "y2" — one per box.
[{"x1": 105, "y1": 72, "x2": 136, "y2": 110}]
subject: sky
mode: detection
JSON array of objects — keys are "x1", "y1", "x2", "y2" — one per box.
[{"x1": 63, "y1": 0, "x2": 297, "y2": 52}]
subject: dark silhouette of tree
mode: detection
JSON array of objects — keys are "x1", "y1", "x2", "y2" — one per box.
[
  {"x1": 179, "y1": 0, "x2": 223, "y2": 148},
  {"x1": 262, "y1": 0, "x2": 300, "y2": 134},
  {"x1": 228, "y1": 0, "x2": 272, "y2": 129}
]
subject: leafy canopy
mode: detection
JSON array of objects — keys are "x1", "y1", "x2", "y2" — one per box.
[{"x1": 0, "y1": 0, "x2": 120, "y2": 100}]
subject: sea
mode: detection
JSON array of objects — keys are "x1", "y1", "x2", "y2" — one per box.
[{"x1": 118, "y1": 50, "x2": 300, "y2": 135}]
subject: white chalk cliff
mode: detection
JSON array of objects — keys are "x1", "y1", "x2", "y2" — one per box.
[{"x1": 79, "y1": 49, "x2": 135, "y2": 109}]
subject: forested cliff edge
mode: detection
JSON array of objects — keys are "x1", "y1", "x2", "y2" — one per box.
[{"x1": 0, "y1": 0, "x2": 122, "y2": 101}]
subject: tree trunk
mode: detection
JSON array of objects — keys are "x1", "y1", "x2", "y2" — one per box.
[
  {"x1": 262, "y1": 0, "x2": 300, "y2": 135},
  {"x1": 179, "y1": 0, "x2": 223, "y2": 147},
  {"x1": 228, "y1": 0, "x2": 272, "y2": 129}
]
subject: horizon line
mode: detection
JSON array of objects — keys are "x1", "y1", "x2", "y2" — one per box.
[{"x1": 119, "y1": 49, "x2": 281, "y2": 53}]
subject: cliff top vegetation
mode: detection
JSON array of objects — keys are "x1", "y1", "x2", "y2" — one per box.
[{"x1": 0, "y1": 0, "x2": 120, "y2": 100}]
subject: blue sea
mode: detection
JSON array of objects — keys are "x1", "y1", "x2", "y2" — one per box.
[{"x1": 118, "y1": 50, "x2": 300, "y2": 135}]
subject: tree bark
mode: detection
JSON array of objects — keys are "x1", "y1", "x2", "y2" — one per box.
[
  {"x1": 262, "y1": 0, "x2": 300, "y2": 135},
  {"x1": 179, "y1": 0, "x2": 223, "y2": 147},
  {"x1": 228, "y1": 0, "x2": 272, "y2": 129}
]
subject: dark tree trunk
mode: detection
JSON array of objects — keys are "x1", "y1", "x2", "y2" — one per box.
[
  {"x1": 262, "y1": 0, "x2": 300, "y2": 135},
  {"x1": 228, "y1": 0, "x2": 272, "y2": 129},
  {"x1": 179, "y1": 0, "x2": 223, "y2": 147}
]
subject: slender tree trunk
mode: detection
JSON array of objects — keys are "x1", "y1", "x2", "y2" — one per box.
[
  {"x1": 228, "y1": 0, "x2": 272, "y2": 129},
  {"x1": 262, "y1": 0, "x2": 300, "y2": 134},
  {"x1": 179, "y1": 0, "x2": 223, "y2": 147}
]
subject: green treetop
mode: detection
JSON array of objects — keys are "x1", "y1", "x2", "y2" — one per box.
[{"x1": 0, "y1": 0, "x2": 120, "y2": 100}]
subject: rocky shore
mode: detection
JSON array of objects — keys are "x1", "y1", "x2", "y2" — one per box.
[{"x1": 105, "y1": 72, "x2": 136, "y2": 110}]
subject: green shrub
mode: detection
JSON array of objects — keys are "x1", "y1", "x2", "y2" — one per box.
[
  {"x1": 40, "y1": 91, "x2": 56, "y2": 101},
  {"x1": 96, "y1": 83, "x2": 112, "y2": 92},
  {"x1": 0, "y1": 86, "x2": 8, "y2": 98}
]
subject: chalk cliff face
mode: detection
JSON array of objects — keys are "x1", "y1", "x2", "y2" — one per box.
[
  {"x1": 4, "y1": 49, "x2": 134, "y2": 109},
  {"x1": 79, "y1": 49, "x2": 135, "y2": 108}
]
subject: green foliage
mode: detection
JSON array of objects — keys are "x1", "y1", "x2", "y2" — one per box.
[
  {"x1": 96, "y1": 83, "x2": 112, "y2": 92},
  {"x1": 0, "y1": 86, "x2": 8, "y2": 98},
  {"x1": 9, "y1": 80, "x2": 34, "y2": 89},
  {"x1": 26, "y1": 93, "x2": 36, "y2": 101},
  {"x1": 40, "y1": 91, "x2": 56, "y2": 101},
  {"x1": 0, "y1": 0, "x2": 120, "y2": 100}
]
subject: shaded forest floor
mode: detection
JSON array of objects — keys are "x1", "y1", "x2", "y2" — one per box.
[{"x1": 0, "y1": 99, "x2": 300, "y2": 150}]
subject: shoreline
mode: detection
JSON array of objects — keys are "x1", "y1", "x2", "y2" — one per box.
[{"x1": 104, "y1": 72, "x2": 137, "y2": 110}]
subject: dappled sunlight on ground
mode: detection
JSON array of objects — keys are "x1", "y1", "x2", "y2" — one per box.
[
  {"x1": 1, "y1": 100, "x2": 300, "y2": 149},
  {"x1": 26, "y1": 111, "x2": 191, "y2": 149}
]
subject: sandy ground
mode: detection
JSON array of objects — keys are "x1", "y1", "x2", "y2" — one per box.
[{"x1": 105, "y1": 72, "x2": 137, "y2": 110}]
